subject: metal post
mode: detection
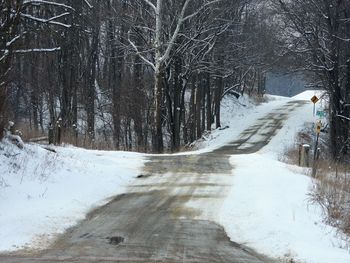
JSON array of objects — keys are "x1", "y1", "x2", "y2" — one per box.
[{"x1": 312, "y1": 133, "x2": 319, "y2": 177}]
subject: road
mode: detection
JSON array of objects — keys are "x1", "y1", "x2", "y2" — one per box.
[{"x1": 0, "y1": 100, "x2": 306, "y2": 263}]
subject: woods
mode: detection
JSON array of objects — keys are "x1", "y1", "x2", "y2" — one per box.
[
  {"x1": 0, "y1": 0, "x2": 275, "y2": 152},
  {"x1": 3, "y1": 1, "x2": 350, "y2": 260},
  {"x1": 4, "y1": 0, "x2": 348, "y2": 155},
  {"x1": 273, "y1": 0, "x2": 350, "y2": 160}
]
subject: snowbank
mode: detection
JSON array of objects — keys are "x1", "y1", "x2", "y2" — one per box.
[
  {"x1": 0, "y1": 141, "x2": 144, "y2": 251},
  {"x1": 292, "y1": 90, "x2": 325, "y2": 100},
  {"x1": 194, "y1": 94, "x2": 292, "y2": 152},
  {"x1": 220, "y1": 154, "x2": 350, "y2": 263},
  {"x1": 190, "y1": 91, "x2": 350, "y2": 263}
]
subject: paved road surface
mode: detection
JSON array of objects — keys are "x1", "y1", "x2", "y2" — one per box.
[{"x1": 0, "y1": 100, "x2": 306, "y2": 263}]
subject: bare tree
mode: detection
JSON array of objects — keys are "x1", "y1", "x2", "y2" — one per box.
[
  {"x1": 274, "y1": 0, "x2": 350, "y2": 159},
  {"x1": 0, "y1": 0, "x2": 73, "y2": 138}
]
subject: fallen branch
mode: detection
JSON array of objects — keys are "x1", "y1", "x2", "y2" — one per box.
[
  {"x1": 29, "y1": 136, "x2": 48, "y2": 142},
  {"x1": 40, "y1": 146, "x2": 57, "y2": 153}
]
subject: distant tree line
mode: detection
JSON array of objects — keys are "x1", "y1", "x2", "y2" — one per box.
[
  {"x1": 0, "y1": 0, "x2": 279, "y2": 152},
  {"x1": 273, "y1": 0, "x2": 350, "y2": 160}
]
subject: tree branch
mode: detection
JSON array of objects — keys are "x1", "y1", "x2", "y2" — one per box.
[
  {"x1": 23, "y1": 0, "x2": 75, "y2": 11},
  {"x1": 143, "y1": 0, "x2": 156, "y2": 12},
  {"x1": 128, "y1": 31, "x2": 155, "y2": 70}
]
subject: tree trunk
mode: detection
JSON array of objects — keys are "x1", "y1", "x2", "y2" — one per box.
[
  {"x1": 60, "y1": 47, "x2": 72, "y2": 131},
  {"x1": 153, "y1": 63, "x2": 164, "y2": 152},
  {"x1": 86, "y1": 1, "x2": 101, "y2": 140},
  {"x1": 215, "y1": 76, "x2": 223, "y2": 129},
  {"x1": 206, "y1": 72, "x2": 212, "y2": 131},
  {"x1": 195, "y1": 76, "x2": 202, "y2": 139},
  {"x1": 133, "y1": 40, "x2": 145, "y2": 151},
  {"x1": 173, "y1": 56, "x2": 182, "y2": 151},
  {"x1": 153, "y1": 0, "x2": 164, "y2": 153},
  {"x1": 189, "y1": 73, "x2": 196, "y2": 142},
  {"x1": 107, "y1": 1, "x2": 127, "y2": 149},
  {"x1": 201, "y1": 74, "x2": 206, "y2": 133}
]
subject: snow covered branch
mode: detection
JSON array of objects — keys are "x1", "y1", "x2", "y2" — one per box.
[
  {"x1": 6, "y1": 35, "x2": 21, "y2": 48},
  {"x1": 0, "y1": 50, "x2": 9, "y2": 62},
  {"x1": 337, "y1": 114, "x2": 350, "y2": 122},
  {"x1": 21, "y1": 13, "x2": 71, "y2": 28},
  {"x1": 83, "y1": 0, "x2": 93, "y2": 9},
  {"x1": 13, "y1": 48, "x2": 61, "y2": 53},
  {"x1": 160, "y1": 0, "x2": 191, "y2": 63},
  {"x1": 128, "y1": 31, "x2": 155, "y2": 70},
  {"x1": 143, "y1": 0, "x2": 156, "y2": 12},
  {"x1": 23, "y1": 0, "x2": 75, "y2": 11}
]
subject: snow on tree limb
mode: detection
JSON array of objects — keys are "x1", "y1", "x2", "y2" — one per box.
[
  {"x1": 181, "y1": 0, "x2": 223, "y2": 22},
  {"x1": 6, "y1": 35, "x2": 21, "y2": 48},
  {"x1": 13, "y1": 48, "x2": 61, "y2": 53},
  {"x1": 0, "y1": 50, "x2": 9, "y2": 62},
  {"x1": 143, "y1": 0, "x2": 157, "y2": 12},
  {"x1": 128, "y1": 31, "x2": 155, "y2": 71},
  {"x1": 160, "y1": 0, "x2": 191, "y2": 63},
  {"x1": 337, "y1": 115, "x2": 350, "y2": 122},
  {"x1": 45, "y1": 12, "x2": 71, "y2": 22},
  {"x1": 160, "y1": 0, "x2": 223, "y2": 63},
  {"x1": 83, "y1": 0, "x2": 93, "y2": 9},
  {"x1": 23, "y1": 0, "x2": 75, "y2": 11},
  {"x1": 20, "y1": 13, "x2": 71, "y2": 28}
]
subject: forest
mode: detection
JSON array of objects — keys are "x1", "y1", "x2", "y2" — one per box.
[{"x1": 1, "y1": 0, "x2": 350, "y2": 157}]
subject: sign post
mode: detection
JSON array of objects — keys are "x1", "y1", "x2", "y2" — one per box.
[
  {"x1": 311, "y1": 95, "x2": 319, "y2": 116},
  {"x1": 312, "y1": 121, "x2": 322, "y2": 177}
]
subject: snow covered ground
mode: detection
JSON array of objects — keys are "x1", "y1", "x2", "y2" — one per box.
[
  {"x1": 0, "y1": 143, "x2": 144, "y2": 251},
  {"x1": 219, "y1": 154, "x2": 350, "y2": 263},
  {"x1": 189, "y1": 90, "x2": 350, "y2": 263},
  {"x1": 1, "y1": 90, "x2": 350, "y2": 263}
]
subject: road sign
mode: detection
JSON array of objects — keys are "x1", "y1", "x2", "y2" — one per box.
[
  {"x1": 316, "y1": 110, "x2": 326, "y2": 118},
  {"x1": 311, "y1": 95, "x2": 319, "y2": 104},
  {"x1": 316, "y1": 121, "x2": 322, "y2": 134}
]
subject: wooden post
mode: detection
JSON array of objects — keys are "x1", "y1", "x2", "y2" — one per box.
[
  {"x1": 56, "y1": 118, "x2": 62, "y2": 145},
  {"x1": 299, "y1": 144, "x2": 310, "y2": 167},
  {"x1": 48, "y1": 123, "x2": 54, "y2": 144},
  {"x1": 73, "y1": 124, "x2": 78, "y2": 146},
  {"x1": 312, "y1": 133, "x2": 320, "y2": 177}
]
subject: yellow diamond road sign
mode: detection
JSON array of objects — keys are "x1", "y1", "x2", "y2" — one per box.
[{"x1": 311, "y1": 95, "x2": 319, "y2": 104}]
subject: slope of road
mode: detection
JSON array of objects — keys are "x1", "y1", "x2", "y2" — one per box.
[
  {"x1": 0, "y1": 93, "x2": 279, "y2": 253},
  {"x1": 0, "y1": 99, "x2": 304, "y2": 263},
  {"x1": 188, "y1": 91, "x2": 350, "y2": 263},
  {"x1": 1, "y1": 92, "x2": 350, "y2": 263}
]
